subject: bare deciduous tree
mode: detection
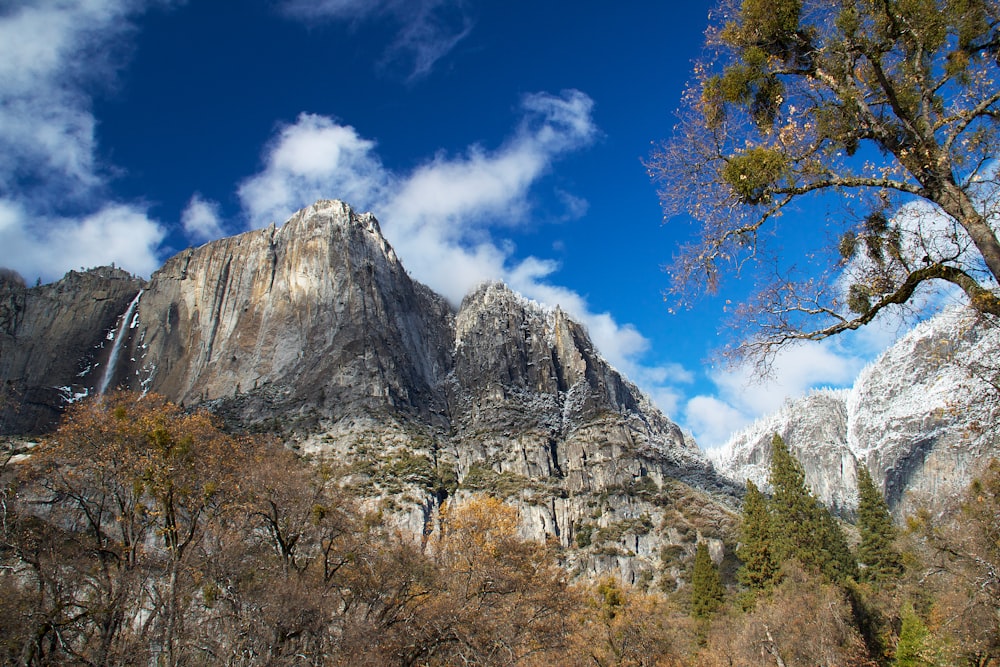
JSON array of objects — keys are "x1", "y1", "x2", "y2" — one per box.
[{"x1": 648, "y1": 0, "x2": 1000, "y2": 372}]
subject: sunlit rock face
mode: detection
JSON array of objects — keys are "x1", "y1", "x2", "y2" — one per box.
[
  {"x1": 714, "y1": 307, "x2": 1000, "y2": 517},
  {"x1": 2, "y1": 200, "x2": 739, "y2": 583},
  {"x1": 0, "y1": 266, "x2": 144, "y2": 433},
  {"x1": 712, "y1": 392, "x2": 857, "y2": 517},
  {"x1": 127, "y1": 200, "x2": 454, "y2": 429}
]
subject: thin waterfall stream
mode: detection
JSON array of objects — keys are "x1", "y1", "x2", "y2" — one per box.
[{"x1": 97, "y1": 290, "x2": 143, "y2": 395}]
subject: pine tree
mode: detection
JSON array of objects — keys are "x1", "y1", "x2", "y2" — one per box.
[
  {"x1": 768, "y1": 434, "x2": 820, "y2": 564},
  {"x1": 815, "y1": 497, "x2": 858, "y2": 583},
  {"x1": 768, "y1": 433, "x2": 855, "y2": 583},
  {"x1": 690, "y1": 541, "x2": 725, "y2": 620},
  {"x1": 856, "y1": 466, "x2": 903, "y2": 586},
  {"x1": 737, "y1": 479, "x2": 779, "y2": 596}
]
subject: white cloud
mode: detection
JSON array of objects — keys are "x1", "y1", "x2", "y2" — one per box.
[
  {"x1": 181, "y1": 194, "x2": 226, "y2": 243},
  {"x1": 684, "y1": 395, "x2": 749, "y2": 454},
  {"x1": 555, "y1": 189, "x2": 589, "y2": 220},
  {"x1": 683, "y1": 338, "x2": 870, "y2": 452},
  {"x1": 280, "y1": 0, "x2": 473, "y2": 80},
  {"x1": 0, "y1": 198, "x2": 165, "y2": 282},
  {"x1": 0, "y1": 0, "x2": 173, "y2": 282},
  {"x1": 238, "y1": 91, "x2": 596, "y2": 302},
  {"x1": 234, "y1": 89, "x2": 694, "y2": 418},
  {"x1": 239, "y1": 114, "x2": 390, "y2": 228},
  {"x1": 0, "y1": 0, "x2": 144, "y2": 196},
  {"x1": 380, "y1": 90, "x2": 596, "y2": 301}
]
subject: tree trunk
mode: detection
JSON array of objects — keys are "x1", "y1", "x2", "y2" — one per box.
[{"x1": 937, "y1": 179, "x2": 1000, "y2": 287}]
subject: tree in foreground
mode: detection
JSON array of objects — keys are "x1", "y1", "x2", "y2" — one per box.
[
  {"x1": 767, "y1": 434, "x2": 856, "y2": 582},
  {"x1": 855, "y1": 465, "x2": 903, "y2": 586},
  {"x1": 3, "y1": 392, "x2": 259, "y2": 666},
  {"x1": 907, "y1": 458, "x2": 1000, "y2": 665},
  {"x1": 737, "y1": 479, "x2": 779, "y2": 601},
  {"x1": 648, "y1": 0, "x2": 1000, "y2": 371},
  {"x1": 690, "y1": 541, "x2": 726, "y2": 621},
  {"x1": 699, "y1": 562, "x2": 871, "y2": 667}
]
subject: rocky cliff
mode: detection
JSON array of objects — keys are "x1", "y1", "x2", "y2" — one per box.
[
  {"x1": 0, "y1": 267, "x2": 145, "y2": 433},
  {"x1": 714, "y1": 306, "x2": 1000, "y2": 516},
  {"x1": 1, "y1": 200, "x2": 738, "y2": 585}
]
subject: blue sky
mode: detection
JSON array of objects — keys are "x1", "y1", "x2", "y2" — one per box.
[{"x1": 0, "y1": 0, "x2": 910, "y2": 449}]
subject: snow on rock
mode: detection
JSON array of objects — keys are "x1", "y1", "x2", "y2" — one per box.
[{"x1": 715, "y1": 306, "x2": 1000, "y2": 516}]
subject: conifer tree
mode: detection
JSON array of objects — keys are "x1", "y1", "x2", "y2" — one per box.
[
  {"x1": 690, "y1": 541, "x2": 725, "y2": 620},
  {"x1": 815, "y1": 497, "x2": 858, "y2": 583},
  {"x1": 768, "y1": 434, "x2": 820, "y2": 564},
  {"x1": 768, "y1": 433, "x2": 855, "y2": 582},
  {"x1": 737, "y1": 479, "x2": 778, "y2": 596},
  {"x1": 856, "y1": 466, "x2": 903, "y2": 586}
]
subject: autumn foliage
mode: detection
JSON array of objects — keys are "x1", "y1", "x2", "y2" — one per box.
[{"x1": 2, "y1": 394, "x2": 998, "y2": 666}]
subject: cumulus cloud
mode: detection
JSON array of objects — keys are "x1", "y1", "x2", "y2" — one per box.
[
  {"x1": 235, "y1": 89, "x2": 694, "y2": 416},
  {"x1": 280, "y1": 0, "x2": 473, "y2": 80},
  {"x1": 0, "y1": 0, "x2": 143, "y2": 198},
  {"x1": 0, "y1": 0, "x2": 172, "y2": 281},
  {"x1": 181, "y1": 195, "x2": 226, "y2": 243},
  {"x1": 682, "y1": 335, "x2": 871, "y2": 452},
  {"x1": 237, "y1": 91, "x2": 594, "y2": 303},
  {"x1": 238, "y1": 90, "x2": 596, "y2": 303},
  {"x1": 382, "y1": 90, "x2": 597, "y2": 299},
  {"x1": 0, "y1": 198, "x2": 165, "y2": 282},
  {"x1": 239, "y1": 114, "x2": 390, "y2": 228}
]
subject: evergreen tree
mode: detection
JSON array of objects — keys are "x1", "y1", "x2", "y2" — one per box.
[
  {"x1": 690, "y1": 541, "x2": 725, "y2": 620},
  {"x1": 815, "y1": 497, "x2": 858, "y2": 583},
  {"x1": 768, "y1": 433, "x2": 854, "y2": 583},
  {"x1": 856, "y1": 466, "x2": 903, "y2": 586},
  {"x1": 768, "y1": 434, "x2": 821, "y2": 564},
  {"x1": 737, "y1": 479, "x2": 779, "y2": 596}
]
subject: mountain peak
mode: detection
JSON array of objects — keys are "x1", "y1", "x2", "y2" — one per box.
[{"x1": 716, "y1": 304, "x2": 1000, "y2": 516}]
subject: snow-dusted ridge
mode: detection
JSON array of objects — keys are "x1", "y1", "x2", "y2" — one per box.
[{"x1": 714, "y1": 305, "x2": 1000, "y2": 515}]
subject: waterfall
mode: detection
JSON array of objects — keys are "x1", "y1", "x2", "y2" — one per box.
[{"x1": 97, "y1": 290, "x2": 143, "y2": 395}]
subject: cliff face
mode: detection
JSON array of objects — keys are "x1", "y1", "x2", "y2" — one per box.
[
  {"x1": 119, "y1": 200, "x2": 454, "y2": 429},
  {"x1": 714, "y1": 307, "x2": 1000, "y2": 516},
  {"x1": 2, "y1": 200, "x2": 737, "y2": 584},
  {"x1": 0, "y1": 267, "x2": 144, "y2": 433}
]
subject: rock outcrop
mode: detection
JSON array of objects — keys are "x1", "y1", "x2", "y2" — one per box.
[
  {"x1": 0, "y1": 267, "x2": 145, "y2": 433},
  {"x1": 120, "y1": 200, "x2": 454, "y2": 430},
  {"x1": 714, "y1": 306, "x2": 1000, "y2": 516},
  {"x1": 2, "y1": 200, "x2": 738, "y2": 585}
]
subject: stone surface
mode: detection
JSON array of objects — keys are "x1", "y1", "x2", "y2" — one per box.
[
  {"x1": 0, "y1": 267, "x2": 144, "y2": 433},
  {"x1": 0, "y1": 200, "x2": 739, "y2": 584},
  {"x1": 714, "y1": 307, "x2": 1000, "y2": 516}
]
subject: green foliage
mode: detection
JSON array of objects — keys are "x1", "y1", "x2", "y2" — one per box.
[
  {"x1": 767, "y1": 434, "x2": 817, "y2": 561},
  {"x1": 460, "y1": 464, "x2": 547, "y2": 499},
  {"x1": 737, "y1": 479, "x2": 779, "y2": 598},
  {"x1": 894, "y1": 602, "x2": 939, "y2": 667},
  {"x1": 767, "y1": 434, "x2": 856, "y2": 583},
  {"x1": 593, "y1": 514, "x2": 654, "y2": 545},
  {"x1": 649, "y1": 0, "x2": 1000, "y2": 365},
  {"x1": 856, "y1": 466, "x2": 903, "y2": 586},
  {"x1": 721, "y1": 0, "x2": 806, "y2": 57},
  {"x1": 720, "y1": 147, "x2": 787, "y2": 203},
  {"x1": 814, "y1": 500, "x2": 858, "y2": 583},
  {"x1": 575, "y1": 521, "x2": 593, "y2": 548},
  {"x1": 690, "y1": 542, "x2": 725, "y2": 620}
]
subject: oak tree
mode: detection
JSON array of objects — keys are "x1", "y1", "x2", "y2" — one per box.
[{"x1": 648, "y1": 0, "x2": 1000, "y2": 370}]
